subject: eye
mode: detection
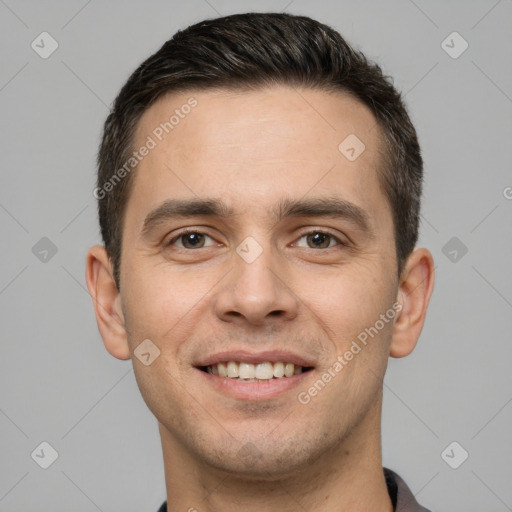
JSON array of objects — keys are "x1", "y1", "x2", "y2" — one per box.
[
  {"x1": 294, "y1": 230, "x2": 345, "y2": 249},
  {"x1": 168, "y1": 230, "x2": 216, "y2": 249}
]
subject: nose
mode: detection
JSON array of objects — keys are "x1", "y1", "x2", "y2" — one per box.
[{"x1": 212, "y1": 242, "x2": 299, "y2": 326}]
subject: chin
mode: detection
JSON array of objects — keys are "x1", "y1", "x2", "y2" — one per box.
[{"x1": 193, "y1": 428, "x2": 340, "y2": 480}]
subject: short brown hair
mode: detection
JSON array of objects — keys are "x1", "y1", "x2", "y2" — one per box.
[{"x1": 96, "y1": 12, "x2": 423, "y2": 289}]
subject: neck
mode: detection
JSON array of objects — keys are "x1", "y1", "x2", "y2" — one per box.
[{"x1": 159, "y1": 395, "x2": 393, "y2": 512}]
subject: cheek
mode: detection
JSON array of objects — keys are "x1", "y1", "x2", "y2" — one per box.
[
  {"x1": 121, "y1": 260, "x2": 219, "y2": 359},
  {"x1": 120, "y1": 261, "x2": 174, "y2": 348},
  {"x1": 303, "y1": 263, "x2": 392, "y2": 342},
  {"x1": 124, "y1": 281, "x2": 183, "y2": 348}
]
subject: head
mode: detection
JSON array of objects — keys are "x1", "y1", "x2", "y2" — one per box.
[{"x1": 87, "y1": 12, "x2": 434, "y2": 479}]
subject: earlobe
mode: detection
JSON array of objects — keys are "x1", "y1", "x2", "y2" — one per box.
[
  {"x1": 85, "y1": 245, "x2": 131, "y2": 360},
  {"x1": 390, "y1": 248, "x2": 435, "y2": 358}
]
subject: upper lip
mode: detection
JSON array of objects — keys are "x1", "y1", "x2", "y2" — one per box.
[{"x1": 195, "y1": 350, "x2": 316, "y2": 368}]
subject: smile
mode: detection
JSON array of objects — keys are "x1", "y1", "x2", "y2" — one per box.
[
  {"x1": 201, "y1": 361, "x2": 314, "y2": 381},
  {"x1": 194, "y1": 350, "x2": 316, "y2": 400}
]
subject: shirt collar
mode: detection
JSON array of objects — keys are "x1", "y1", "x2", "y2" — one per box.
[{"x1": 384, "y1": 467, "x2": 432, "y2": 512}]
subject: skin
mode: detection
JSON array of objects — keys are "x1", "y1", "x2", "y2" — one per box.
[{"x1": 86, "y1": 85, "x2": 434, "y2": 511}]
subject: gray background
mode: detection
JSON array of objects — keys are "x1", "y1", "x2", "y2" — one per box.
[{"x1": 1, "y1": 0, "x2": 511, "y2": 510}]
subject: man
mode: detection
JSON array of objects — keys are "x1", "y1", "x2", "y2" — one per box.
[{"x1": 86, "y1": 12, "x2": 435, "y2": 512}]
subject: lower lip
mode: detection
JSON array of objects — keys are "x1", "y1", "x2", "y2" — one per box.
[{"x1": 196, "y1": 368, "x2": 313, "y2": 401}]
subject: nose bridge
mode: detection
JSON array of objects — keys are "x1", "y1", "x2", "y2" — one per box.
[
  {"x1": 213, "y1": 235, "x2": 298, "y2": 325},
  {"x1": 236, "y1": 238, "x2": 278, "y2": 296}
]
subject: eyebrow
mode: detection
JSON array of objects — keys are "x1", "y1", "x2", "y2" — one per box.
[{"x1": 141, "y1": 196, "x2": 374, "y2": 238}]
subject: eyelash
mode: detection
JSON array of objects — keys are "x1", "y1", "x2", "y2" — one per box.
[{"x1": 166, "y1": 229, "x2": 347, "y2": 250}]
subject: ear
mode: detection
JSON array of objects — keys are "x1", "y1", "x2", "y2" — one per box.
[
  {"x1": 85, "y1": 245, "x2": 131, "y2": 360},
  {"x1": 390, "y1": 247, "x2": 435, "y2": 358}
]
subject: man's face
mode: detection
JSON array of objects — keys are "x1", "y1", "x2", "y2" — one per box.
[{"x1": 118, "y1": 86, "x2": 400, "y2": 474}]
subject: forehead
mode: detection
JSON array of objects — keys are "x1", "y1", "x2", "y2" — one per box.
[{"x1": 128, "y1": 85, "x2": 390, "y2": 230}]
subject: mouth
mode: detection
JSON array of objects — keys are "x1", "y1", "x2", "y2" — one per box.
[
  {"x1": 193, "y1": 351, "x2": 315, "y2": 400},
  {"x1": 198, "y1": 361, "x2": 314, "y2": 382}
]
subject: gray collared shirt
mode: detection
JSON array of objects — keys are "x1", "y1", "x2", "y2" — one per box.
[
  {"x1": 384, "y1": 467, "x2": 432, "y2": 511},
  {"x1": 157, "y1": 467, "x2": 432, "y2": 511}
]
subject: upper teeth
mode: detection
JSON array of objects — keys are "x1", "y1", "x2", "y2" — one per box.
[{"x1": 206, "y1": 361, "x2": 302, "y2": 380}]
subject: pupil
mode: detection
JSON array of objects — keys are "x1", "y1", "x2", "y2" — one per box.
[
  {"x1": 185, "y1": 233, "x2": 203, "y2": 247},
  {"x1": 309, "y1": 233, "x2": 329, "y2": 248}
]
